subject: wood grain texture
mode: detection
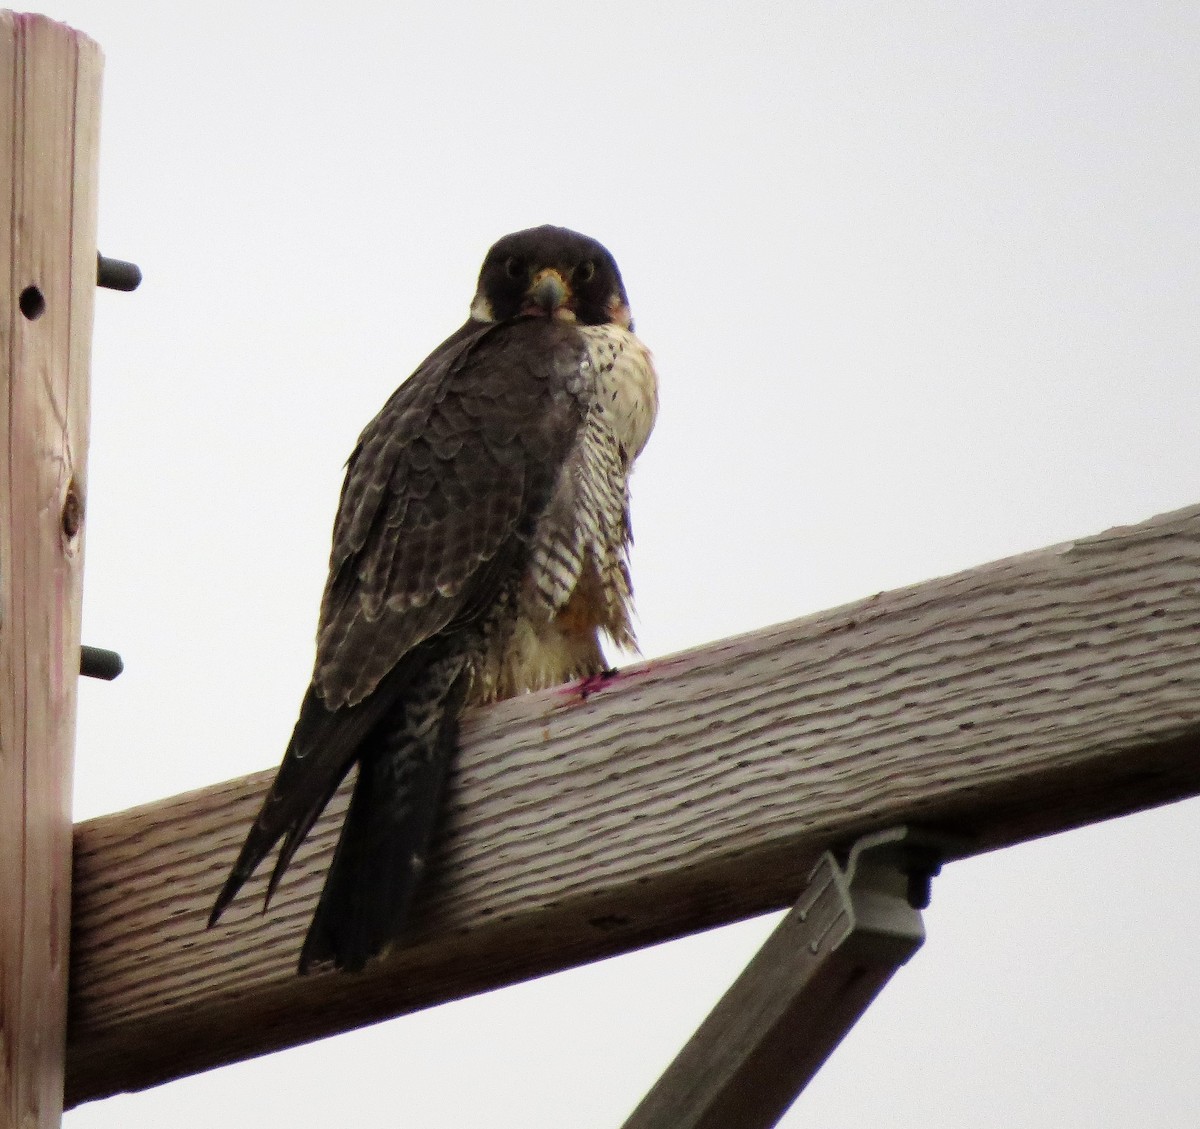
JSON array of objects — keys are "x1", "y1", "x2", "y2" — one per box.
[
  {"x1": 0, "y1": 14, "x2": 101, "y2": 1128},
  {"x1": 622, "y1": 851, "x2": 924, "y2": 1129},
  {"x1": 67, "y1": 503, "x2": 1200, "y2": 1106}
]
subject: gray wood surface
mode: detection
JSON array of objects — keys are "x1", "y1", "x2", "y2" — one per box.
[{"x1": 67, "y1": 503, "x2": 1200, "y2": 1106}]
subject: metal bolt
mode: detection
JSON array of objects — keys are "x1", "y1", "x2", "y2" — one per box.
[
  {"x1": 80, "y1": 646, "x2": 123, "y2": 681},
  {"x1": 96, "y1": 253, "x2": 142, "y2": 292}
]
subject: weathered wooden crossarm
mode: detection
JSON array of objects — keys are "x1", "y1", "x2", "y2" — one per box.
[{"x1": 66, "y1": 503, "x2": 1200, "y2": 1107}]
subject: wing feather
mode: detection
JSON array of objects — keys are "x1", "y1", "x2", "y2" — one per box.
[
  {"x1": 314, "y1": 318, "x2": 588, "y2": 708},
  {"x1": 209, "y1": 318, "x2": 592, "y2": 923}
]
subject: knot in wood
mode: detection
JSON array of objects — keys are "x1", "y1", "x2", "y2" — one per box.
[{"x1": 61, "y1": 480, "x2": 83, "y2": 539}]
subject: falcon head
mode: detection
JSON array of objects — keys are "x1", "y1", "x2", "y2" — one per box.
[{"x1": 470, "y1": 225, "x2": 633, "y2": 330}]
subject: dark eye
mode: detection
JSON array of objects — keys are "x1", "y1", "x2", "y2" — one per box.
[
  {"x1": 504, "y1": 256, "x2": 524, "y2": 280},
  {"x1": 577, "y1": 260, "x2": 596, "y2": 283}
]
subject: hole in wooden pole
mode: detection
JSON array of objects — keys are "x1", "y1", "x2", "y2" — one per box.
[
  {"x1": 19, "y1": 285, "x2": 45, "y2": 320},
  {"x1": 62, "y1": 480, "x2": 83, "y2": 539}
]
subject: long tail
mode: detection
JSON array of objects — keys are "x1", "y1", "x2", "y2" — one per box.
[
  {"x1": 298, "y1": 653, "x2": 472, "y2": 974},
  {"x1": 208, "y1": 661, "x2": 417, "y2": 931}
]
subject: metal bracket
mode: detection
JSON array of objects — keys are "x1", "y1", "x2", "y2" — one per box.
[
  {"x1": 839, "y1": 824, "x2": 967, "y2": 911},
  {"x1": 621, "y1": 826, "x2": 958, "y2": 1129}
]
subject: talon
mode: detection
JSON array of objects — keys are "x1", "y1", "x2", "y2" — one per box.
[{"x1": 578, "y1": 668, "x2": 618, "y2": 700}]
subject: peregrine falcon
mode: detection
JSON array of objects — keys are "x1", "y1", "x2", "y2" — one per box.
[{"x1": 209, "y1": 226, "x2": 658, "y2": 973}]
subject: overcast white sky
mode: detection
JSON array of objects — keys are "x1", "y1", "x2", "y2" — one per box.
[{"x1": 31, "y1": 1, "x2": 1200, "y2": 1125}]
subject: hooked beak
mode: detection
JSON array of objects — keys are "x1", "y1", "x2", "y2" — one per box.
[{"x1": 524, "y1": 269, "x2": 571, "y2": 317}]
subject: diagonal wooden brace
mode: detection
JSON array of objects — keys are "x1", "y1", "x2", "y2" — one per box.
[{"x1": 621, "y1": 828, "x2": 949, "y2": 1129}]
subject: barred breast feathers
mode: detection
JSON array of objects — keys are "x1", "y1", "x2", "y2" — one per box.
[{"x1": 487, "y1": 324, "x2": 658, "y2": 700}]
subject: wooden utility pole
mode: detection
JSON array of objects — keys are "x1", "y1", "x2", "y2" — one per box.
[{"x1": 0, "y1": 13, "x2": 102, "y2": 1129}]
